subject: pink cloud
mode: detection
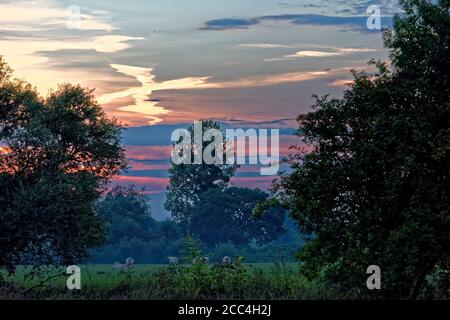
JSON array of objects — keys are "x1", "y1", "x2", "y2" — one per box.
[
  {"x1": 127, "y1": 160, "x2": 171, "y2": 171},
  {"x1": 125, "y1": 145, "x2": 172, "y2": 161}
]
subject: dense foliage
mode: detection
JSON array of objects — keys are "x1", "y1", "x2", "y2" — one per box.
[
  {"x1": 0, "y1": 58, "x2": 126, "y2": 272},
  {"x1": 164, "y1": 120, "x2": 289, "y2": 254},
  {"x1": 260, "y1": 0, "x2": 450, "y2": 299},
  {"x1": 92, "y1": 187, "x2": 297, "y2": 264},
  {"x1": 165, "y1": 120, "x2": 236, "y2": 231},
  {"x1": 189, "y1": 187, "x2": 286, "y2": 246},
  {"x1": 92, "y1": 187, "x2": 182, "y2": 264}
]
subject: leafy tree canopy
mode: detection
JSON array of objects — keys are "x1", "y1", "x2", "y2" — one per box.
[
  {"x1": 165, "y1": 120, "x2": 236, "y2": 230},
  {"x1": 258, "y1": 0, "x2": 450, "y2": 298},
  {"x1": 0, "y1": 57, "x2": 126, "y2": 271}
]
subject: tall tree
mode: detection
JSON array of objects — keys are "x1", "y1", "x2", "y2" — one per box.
[
  {"x1": 258, "y1": 0, "x2": 450, "y2": 298},
  {"x1": 0, "y1": 57, "x2": 126, "y2": 272},
  {"x1": 165, "y1": 120, "x2": 236, "y2": 231}
]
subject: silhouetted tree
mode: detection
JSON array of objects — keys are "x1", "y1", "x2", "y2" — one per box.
[
  {"x1": 165, "y1": 120, "x2": 236, "y2": 232},
  {"x1": 256, "y1": 0, "x2": 450, "y2": 298},
  {"x1": 0, "y1": 57, "x2": 126, "y2": 272}
]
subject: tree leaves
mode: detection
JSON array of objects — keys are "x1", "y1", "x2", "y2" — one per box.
[
  {"x1": 0, "y1": 58, "x2": 126, "y2": 271},
  {"x1": 270, "y1": 0, "x2": 450, "y2": 298}
]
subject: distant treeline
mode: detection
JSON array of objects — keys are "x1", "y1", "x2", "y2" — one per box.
[{"x1": 90, "y1": 186, "x2": 303, "y2": 264}]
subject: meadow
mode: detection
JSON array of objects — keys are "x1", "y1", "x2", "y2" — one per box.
[{"x1": 0, "y1": 261, "x2": 344, "y2": 300}]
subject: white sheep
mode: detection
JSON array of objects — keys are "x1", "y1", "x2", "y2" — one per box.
[
  {"x1": 112, "y1": 258, "x2": 135, "y2": 270},
  {"x1": 192, "y1": 257, "x2": 209, "y2": 264},
  {"x1": 168, "y1": 256, "x2": 179, "y2": 265},
  {"x1": 222, "y1": 256, "x2": 232, "y2": 264}
]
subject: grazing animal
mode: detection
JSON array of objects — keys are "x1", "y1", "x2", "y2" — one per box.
[
  {"x1": 192, "y1": 257, "x2": 210, "y2": 264},
  {"x1": 222, "y1": 256, "x2": 232, "y2": 264},
  {"x1": 112, "y1": 258, "x2": 135, "y2": 270},
  {"x1": 168, "y1": 256, "x2": 179, "y2": 265}
]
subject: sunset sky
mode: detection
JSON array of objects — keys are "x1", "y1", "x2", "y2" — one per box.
[{"x1": 0, "y1": 0, "x2": 400, "y2": 219}]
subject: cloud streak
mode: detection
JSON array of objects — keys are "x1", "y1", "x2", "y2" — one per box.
[
  {"x1": 266, "y1": 47, "x2": 377, "y2": 61},
  {"x1": 201, "y1": 13, "x2": 393, "y2": 32},
  {"x1": 237, "y1": 43, "x2": 293, "y2": 49},
  {"x1": 97, "y1": 64, "x2": 214, "y2": 124},
  {"x1": 0, "y1": 1, "x2": 144, "y2": 97},
  {"x1": 97, "y1": 63, "x2": 354, "y2": 125}
]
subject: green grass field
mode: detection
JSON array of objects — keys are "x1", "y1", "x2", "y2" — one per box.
[
  {"x1": 1, "y1": 262, "x2": 343, "y2": 300},
  {"x1": 5, "y1": 263, "x2": 291, "y2": 288}
]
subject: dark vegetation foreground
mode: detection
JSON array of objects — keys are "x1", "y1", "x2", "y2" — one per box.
[
  {"x1": 0, "y1": 262, "x2": 339, "y2": 300},
  {"x1": 0, "y1": 262, "x2": 382, "y2": 300},
  {"x1": 1, "y1": 260, "x2": 449, "y2": 300}
]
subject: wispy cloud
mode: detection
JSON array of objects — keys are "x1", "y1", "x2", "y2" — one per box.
[
  {"x1": 97, "y1": 64, "x2": 213, "y2": 125},
  {"x1": 337, "y1": 48, "x2": 378, "y2": 53},
  {"x1": 0, "y1": 35, "x2": 143, "y2": 95},
  {"x1": 125, "y1": 145, "x2": 172, "y2": 161},
  {"x1": 0, "y1": 0, "x2": 117, "y2": 32},
  {"x1": 237, "y1": 43, "x2": 293, "y2": 49},
  {"x1": 266, "y1": 47, "x2": 377, "y2": 61},
  {"x1": 1, "y1": 35, "x2": 143, "y2": 54},
  {"x1": 286, "y1": 50, "x2": 340, "y2": 58},
  {"x1": 127, "y1": 161, "x2": 170, "y2": 172},
  {"x1": 98, "y1": 62, "x2": 355, "y2": 125},
  {"x1": 205, "y1": 68, "x2": 352, "y2": 88},
  {"x1": 201, "y1": 13, "x2": 393, "y2": 32},
  {"x1": 200, "y1": 18, "x2": 258, "y2": 30},
  {"x1": 0, "y1": 0, "x2": 144, "y2": 97}
]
